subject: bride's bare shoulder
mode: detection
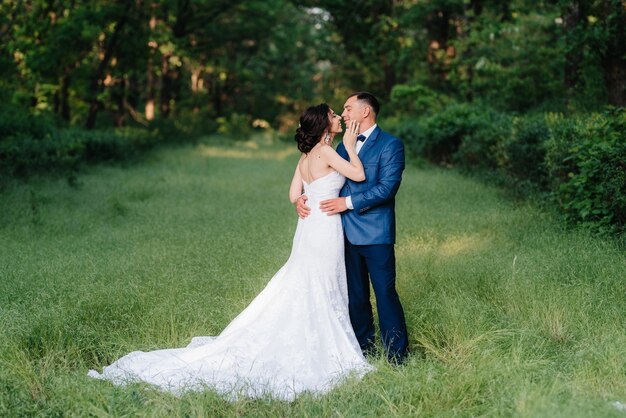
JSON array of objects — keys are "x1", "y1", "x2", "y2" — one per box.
[
  {"x1": 318, "y1": 144, "x2": 337, "y2": 155},
  {"x1": 318, "y1": 145, "x2": 342, "y2": 162}
]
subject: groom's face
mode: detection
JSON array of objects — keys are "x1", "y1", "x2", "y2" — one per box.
[{"x1": 341, "y1": 96, "x2": 363, "y2": 125}]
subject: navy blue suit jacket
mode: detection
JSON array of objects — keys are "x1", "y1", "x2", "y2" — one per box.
[{"x1": 336, "y1": 126, "x2": 405, "y2": 245}]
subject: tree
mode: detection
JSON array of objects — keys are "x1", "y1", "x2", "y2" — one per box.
[
  {"x1": 561, "y1": 0, "x2": 626, "y2": 108},
  {"x1": 600, "y1": 0, "x2": 626, "y2": 106}
]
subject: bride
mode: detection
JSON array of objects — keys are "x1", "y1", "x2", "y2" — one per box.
[{"x1": 88, "y1": 103, "x2": 372, "y2": 401}]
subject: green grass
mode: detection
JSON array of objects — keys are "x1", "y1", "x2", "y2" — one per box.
[{"x1": 1, "y1": 138, "x2": 625, "y2": 417}]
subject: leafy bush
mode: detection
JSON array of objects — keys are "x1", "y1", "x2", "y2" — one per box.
[
  {"x1": 454, "y1": 108, "x2": 512, "y2": 172},
  {"x1": 0, "y1": 128, "x2": 153, "y2": 179},
  {"x1": 0, "y1": 106, "x2": 55, "y2": 140},
  {"x1": 82, "y1": 128, "x2": 153, "y2": 162},
  {"x1": 390, "y1": 84, "x2": 454, "y2": 115},
  {"x1": 215, "y1": 113, "x2": 254, "y2": 140},
  {"x1": 0, "y1": 105, "x2": 219, "y2": 183},
  {"x1": 395, "y1": 103, "x2": 509, "y2": 168},
  {"x1": 391, "y1": 103, "x2": 624, "y2": 238},
  {"x1": 498, "y1": 113, "x2": 551, "y2": 187},
  {"x1": 150, "y1": 109, "x2": 219, "y2": 143},
  {"x1": 546, "y1": 108, "x2": 626, "y2": 235},
  {"x1": 417, "y1": 103, "x2": 481, "y2": 163}
]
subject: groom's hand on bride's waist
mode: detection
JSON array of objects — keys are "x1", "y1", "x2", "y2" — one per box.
[
  {"x1": 320, "y1": 197, "x2": 347, "y2": 215},
  {"x1": 296, "y1": 195, "x2": 310, "y2": 219}
]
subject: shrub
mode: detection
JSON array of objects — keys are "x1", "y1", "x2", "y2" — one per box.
[
  {"x1": 417, "y1": 103, "x2": 480, "y2": 163},
  {"x1": 216, "y1": 113, "x2": 254, "y2": 140},
  {"x1": 82, "y1": 128, "x2": 153, "y2": 163},
  {"x1": 545, "y1": 108, "x2": 626, "y2": 236},
  {"x1": 390, "y1": 84, "x2": 454, "y2": 115},
  {"x1": 400, "y1": 103, "x2": 509, "y2": 168},
  {"x1": 0, "y1": 105, "x2": 218, "y2": 182},
  {"x1": 390, "y1": 103, "x2": 624, "y2": 238},
  {"x1": 0, "y1": 128, "x2": 154, "y2": 179},
  {"x1": 150, "y1": 109, "x2": 219, "y2": 143},
  {"x1": 454, "y1": 107, "x2": 512, "y2": 172},
  {"x1": 0, "y1": 106, "x2": 55, "y2": 141},
  {"x1": 498, "y1": 113, "x2": 551, "y2": 187},
  {"x1": 1, "y1": 133, "x2": 80, "y2": 177}
]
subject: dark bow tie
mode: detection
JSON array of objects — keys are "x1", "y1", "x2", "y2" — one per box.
[{"x1": 357, "y1": 135, "x2": 366, "y2": 142}]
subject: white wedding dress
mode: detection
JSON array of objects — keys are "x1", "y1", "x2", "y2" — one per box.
[{"x1": 88, "y1": 171, "x2": 373, "y2": 400}]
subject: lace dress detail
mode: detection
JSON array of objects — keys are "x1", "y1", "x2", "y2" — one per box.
[{"x1": 88, "y1": 170, "x2": 373, "y2": 401}]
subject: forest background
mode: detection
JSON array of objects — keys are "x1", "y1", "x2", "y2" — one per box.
[{"x1": 0, "y1": 0, "x2": 624, "y2": 239}]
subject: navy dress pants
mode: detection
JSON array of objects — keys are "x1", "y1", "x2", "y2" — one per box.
[{"x1": 344, "y1": 238, "x2": 408, "y2": 361}]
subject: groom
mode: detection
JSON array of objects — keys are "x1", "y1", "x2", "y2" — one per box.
[{"x1": 297, "y1": 92, "x2": 409, "y2": 363}]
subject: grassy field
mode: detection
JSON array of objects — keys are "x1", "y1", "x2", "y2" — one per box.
[{"x1": 1, "y1": 137, "x2": 625, "y2": 417}]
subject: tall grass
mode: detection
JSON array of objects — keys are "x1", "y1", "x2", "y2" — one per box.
[{"x1": 1, "y1": 138, "x2": 625, "y2": 417}]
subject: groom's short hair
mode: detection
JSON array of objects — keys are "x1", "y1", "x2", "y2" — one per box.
[{"x1": 348, "y1": 92, "x2": 380, "y2": 118}]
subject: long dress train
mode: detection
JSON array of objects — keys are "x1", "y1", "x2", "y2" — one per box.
[{"x1": 88, "y1": 171, "x2": 373, "y2": 401}]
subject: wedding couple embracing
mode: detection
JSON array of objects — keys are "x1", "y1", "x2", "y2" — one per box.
[{"x1": 89, "y1": 92, "x2": 410, "y2": 401}]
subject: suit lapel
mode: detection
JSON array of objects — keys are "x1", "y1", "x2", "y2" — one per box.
[{"x1": 358, "y1": 126, "x2": 381, "y2": 160}]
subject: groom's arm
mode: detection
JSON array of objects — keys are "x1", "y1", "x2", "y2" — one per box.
[{"x1": 349, "y1": 139, "x2": 405, "y2": 213}]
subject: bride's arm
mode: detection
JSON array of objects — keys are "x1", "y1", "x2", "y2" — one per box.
[
  {"x1": 321, "y1": 146, "x2": 365, "y2": 182},
  {"x1": 289, "y1": 156, "x2": 305, "y2": 204}
]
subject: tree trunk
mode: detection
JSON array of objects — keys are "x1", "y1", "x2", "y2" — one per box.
[
  {"x1": 145, "y1": 6, "x2": 157, "y2": 121},
  {"x1": 499, "y1": 1, "x2": 511, "y2": 21},
  {"x1": 60, "y1": 72, "x2": 70, "y2": 122},
  {"x1": 111, "y1": 77, "x2": 126, "y2": 127},
  {"x1": 602, "y1": 0, "x2": 626, "y2": 106},
  {"x1": 85, "y1": 3, "x2": 131, "y2": 129},
  {"x1": 159, "y1": 53, "x2": 172, "y2": 118},
  {"x1": 127, "y1": 73, "x2": 139, "y2": 111},
  {"x1": 563, "y1": 2, "x2": 585, "y2": 97},
  {"x1": 471, "y1": 0, "x2": 483, "y2": 17},
  {"x1": 191, "y1": 67, "x2": 202, "y2": 93},
  {"x1": 212, "y1": 76, "x2": 223, "y2": 116},
  {"x1": 459, "y1": 0, "x2": 482, "y2": 101},
  {"x1": 426, "y1": 9, "x2": 451, "y2": 85},
  {"x1": 383, "y1": 58, "x2": 396, "y2": 94}
]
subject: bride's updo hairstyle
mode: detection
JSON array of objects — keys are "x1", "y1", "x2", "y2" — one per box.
[{"x1": 295, "y1": 103, "x2": 330, "y2": 154}]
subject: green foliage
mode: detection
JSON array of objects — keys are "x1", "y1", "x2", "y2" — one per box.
[
  {"x1": 1, "y1": 0, "x2": 338, "y2": 135},
  {"x1": 396, "y1": 103, "x2": 501, "y2": 165},
  {"x1": 0, "y1": 127, "x2": 147, "y2": 179},
  {"x1": 389, "y1": 104, "x2": 512, "y2": 171},
  {"x1": 545, "y1": 108, "x2": 626, "y2": 235},
  {"x1": 215, "y1": 113, "x2": 255, "y2": 140},
  {"x1": 450, "y1": 11, "x2": 566, "y2": 112},
  {"x1": 558, "y1": 0, "x2": 626, "y2": 110},
  {"x1": 149, "y1": 110, "x2": 220, "y2": 144},
  {"x1": 2, "y1": 0, "x2": 624, "y2": 133},
  {"x1": 392, "y1": 105, "x2": 625, "y2": 236},
  {"x1": 498, "y1": 113, "x2": 551, "y2": 186},
  {"x1": 0, "y1": 105, "x2": 219, "y2": 182},
  {"x1": 454, "y1": 107, "x2": 512, "y2": 172},
  {"x1": 390, "y1": 83, "x2": 454, "y2": 115},
  {"x1": 0, "y1": 105, "x2": 55, "y2": 141}
]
